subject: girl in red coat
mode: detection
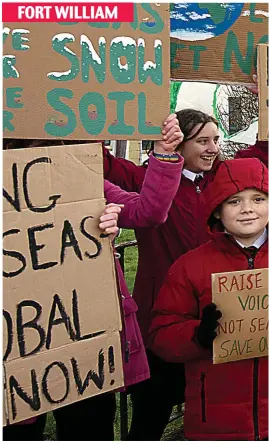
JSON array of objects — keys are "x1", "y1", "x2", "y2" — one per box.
[{"x1": 149, "y1": 157, "x2": 268, "y2": 441}]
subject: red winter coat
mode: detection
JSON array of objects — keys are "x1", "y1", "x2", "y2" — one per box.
[
  {"x1": 236, "y1": 139, "x2": 268, "y2": 167},
  {"x1": 104, "y1": 142, "x2": 267, "y2": 342},
  {"x1": 104, "y1": 154, "x2": 183, "y2": 387},
  {"x1": 103, "y1": 148, "x2": 220, "y2": 340},
  {"x1": 148, "y1": 158, "x2": 268, "y2": 440}
]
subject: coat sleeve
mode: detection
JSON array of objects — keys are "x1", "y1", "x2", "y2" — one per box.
[
  {"x1": 103, "y1": 146, "x2": 146, "y2": 192},
  {"x1": 104, "y1": 155, "x2": 183, "y2": 229},
  {"x1": 148, "y1": 257, "x2": 211, "y2": 363}
]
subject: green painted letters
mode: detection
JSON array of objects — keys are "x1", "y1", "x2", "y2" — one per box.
[
  {"x1": 170, "y1": 42, "x2": 186, "y2": 69},
  {"x1": 224, "y1": 31, "x2": 254, "y2": 74},
  {"x1": 12, "y1": 29, "x2": 30, "y2": 51},
  {"x1": 45, "y1": 88, "x2": 76, "y2": 136},
  {"x1": 48, "y1": 33, "x2": 79, "y2": 81},
  {"x1": 3, "y1": 111, "x2": 14, "y2": 131},
  {"x1": 108, "y1": 92, "x2": 135, "y2": 135},
  {"x1": 3, "y1": 56, "x2": 19, "y2": 79},
  {"x1": 138, "y1": 39, "x2": 162, "y2": 85},
  {"x1": 189, "y1": 45, "x2": 206, "y2": 71},
  {"x1": 110, "y1": 38, "x2": 136, "y2": 84},
  {"x1": 138, "y1": 92, "x2": 161, "y2": 135},
  {"x1": 81, "y1": 35, "x2": 106, "y2": 83},
  {"x1": 140, "y1": 4, "x2": 164, "y2": 34},
  {"x1": 88, "y1": 22, "x2": 109, "y2": 28},
  {"x1": 79, "y1": 92, "x2": 106, "y2": 135},
  {"x1": 250, "y1": 3, "x2": 263, "y2": 23},
  {"x1": 6, "y1": 88, "x2": 24, "y2": 108},
  {"x1": 3, "y1": 27, "x2": 10, "y2": 44}
]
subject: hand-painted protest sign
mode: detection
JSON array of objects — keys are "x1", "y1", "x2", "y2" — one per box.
[
  {"x1": 258, "y1": 44, "x2": 269, "y2": 141},
  {"x1": 3, "y1": 3, "x2": 169, "y2": 140},
  {"x1": 212, "y1": 268, "x2": 268, "y2": 364},
  {"x1": 170, "y1": 3, "x2": 269, "y2": 84},
  {"x1": 3, "y1": 143, "x2": 124, "y2": 424}
]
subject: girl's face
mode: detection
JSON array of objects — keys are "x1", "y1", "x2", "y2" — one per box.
[
  {"x1": 180, "y1": 122, "x2": 220, "y2": 173},
  {"x1": 215, "y1": 189, "x2": 268, "y2": 247}
]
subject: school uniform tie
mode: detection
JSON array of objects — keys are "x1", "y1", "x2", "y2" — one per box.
[
  {"x1": 244, "y1": 246, "x2": 258, "y2": 257},
  {"x1": 244, "y1": 246, "x2": 258, "y2": 269},
  {"x1": 194, "y1": 175, "x2": 203, "y2": 185}
]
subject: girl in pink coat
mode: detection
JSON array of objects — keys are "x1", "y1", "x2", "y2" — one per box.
[{"x1": 3, "y1": 114, "x2": 184, "y2": 441}]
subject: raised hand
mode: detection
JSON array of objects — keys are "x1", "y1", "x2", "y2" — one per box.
[{"x1": 154, "y1": 113, "x2": 184, "y2": 155}]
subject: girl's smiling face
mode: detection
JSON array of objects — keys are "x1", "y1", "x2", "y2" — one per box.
[{"x1": 180, "y1": 122, "x2": 220, "y2": 173}]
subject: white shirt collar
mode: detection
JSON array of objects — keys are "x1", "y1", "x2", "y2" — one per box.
[
  {"x1": 182, "y1": 169, "x2": 204, "y2": 182},
  {"x1": 233, "y1": 229, "x2": 268, "y2": 249}
]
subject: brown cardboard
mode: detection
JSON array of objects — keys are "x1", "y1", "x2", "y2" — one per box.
[
  {"x1": 3, "y1": 4, "x2": 170, "y2": 140},
  {"x1": 170, "y1": 3, "x2": 269, "y2": 84},
  {"x1": 212, "y1": 268, "x2": 268, "y2": 364},
  {"x1": 5, "y1": 332, "x2": 123, "y2": 424},
  {"x1": 3, "y1": 143, "x2": 124, "y2": 424},
  {"x1": 258, "y1": 44, "x2": 269, "y2": 141},
  {"x1": 3, "y1": 370, "x2": 8, "y2": 427}
]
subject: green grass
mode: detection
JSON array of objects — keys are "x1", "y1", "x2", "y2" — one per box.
[
  {"x1": 115, "y1": 228, "x2": 138, "y2": 293},
  {"x1": 43, "y1": 229, "x2": 184, "y2": 440}
]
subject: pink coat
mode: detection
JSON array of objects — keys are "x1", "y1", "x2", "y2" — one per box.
[{"x1": 104, "y1": 155, "x2": 183, "y2": 387}]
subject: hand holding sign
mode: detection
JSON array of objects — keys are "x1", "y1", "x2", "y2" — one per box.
[
  {"x1": 99, "y1": 203, "x2": 124, "y2": 241},
  {"x1": 153, "y1": 113, "x2": 184, "y2": 154},
  {"x1": 195, "y1": 303, "x2": 222, "y2": 350},
  {"x1": 247, "y1": 74, "x2": 258, "y2": 96},
  {"x1": 212, "y1": 268, "x2": 269, "y2": 364}
]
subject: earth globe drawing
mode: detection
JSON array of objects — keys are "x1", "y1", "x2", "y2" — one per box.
[{"x1": 170, "y1": 3, "x2": 245, "y2": 41}]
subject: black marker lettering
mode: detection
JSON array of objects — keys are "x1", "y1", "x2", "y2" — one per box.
[
  {"x1": 3, "y1": 229, "x2": 26, "y2": 278},
  {"x1": 9, "y1": 370, "x2": 40, "y2": 420},
  {"x1": 72, "y1": 289, "x2": 105, "y2": 341},
  {"x1": 28, "y1": 223, "x2": 58, "y2": 271},
  {"x1": 60, "y1": 220, "x2": 83, "y2": 264},
  {"x1": 3, "y1": 163, "x2": 20, "y2": 212},
  {"x1": 3, "y1": 310, "x2": 13, "y2": 361},
  {"x1": 46, "y1": 294, "x2": 76, "y2": 350},
  {"x1": 80, "y1": 216, "x2": 102, "y2": 259},
  {"x1": 42, "y1": 362, "x2": 70, "y2": 404},
  {"x1": 17, "y1": 300, "x2": 45, "y2": 357},
  {"x1": 23, "y1": 157, "x2": 61, "y2": 212},
  {"x1": 71, "y1": 349, "x2": 105, "y2": 394}
]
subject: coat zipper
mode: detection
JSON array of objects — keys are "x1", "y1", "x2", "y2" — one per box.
[
  {"x1": 200, "y1": 372, "x2": 206, "y2": 422},
  {"x1": 248, "y1": 256, "x2": 254, "y2": 269},
  {"x1": 196, "y1": 185, "x2": 201, "y2": 193},
  {"x1": 247, "y1": 254, "x2": 260, "y2": 440}
]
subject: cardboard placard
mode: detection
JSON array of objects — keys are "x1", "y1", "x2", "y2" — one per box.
[
  {"x1": 212, "y1": 268, "x2": 268, "y2": 364},
  {"x1": 170, "y1": 3, "x2": 269, "y2": 84},
  {"x1": 3, "y1": 143, "x2": 124, "y2": 424},
  {"x1": 258, "y1": 44, "x2": 269, "y2": 141},
  {"x1": 3, "y1": 3, "x2": 170, "y2": 140}
]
